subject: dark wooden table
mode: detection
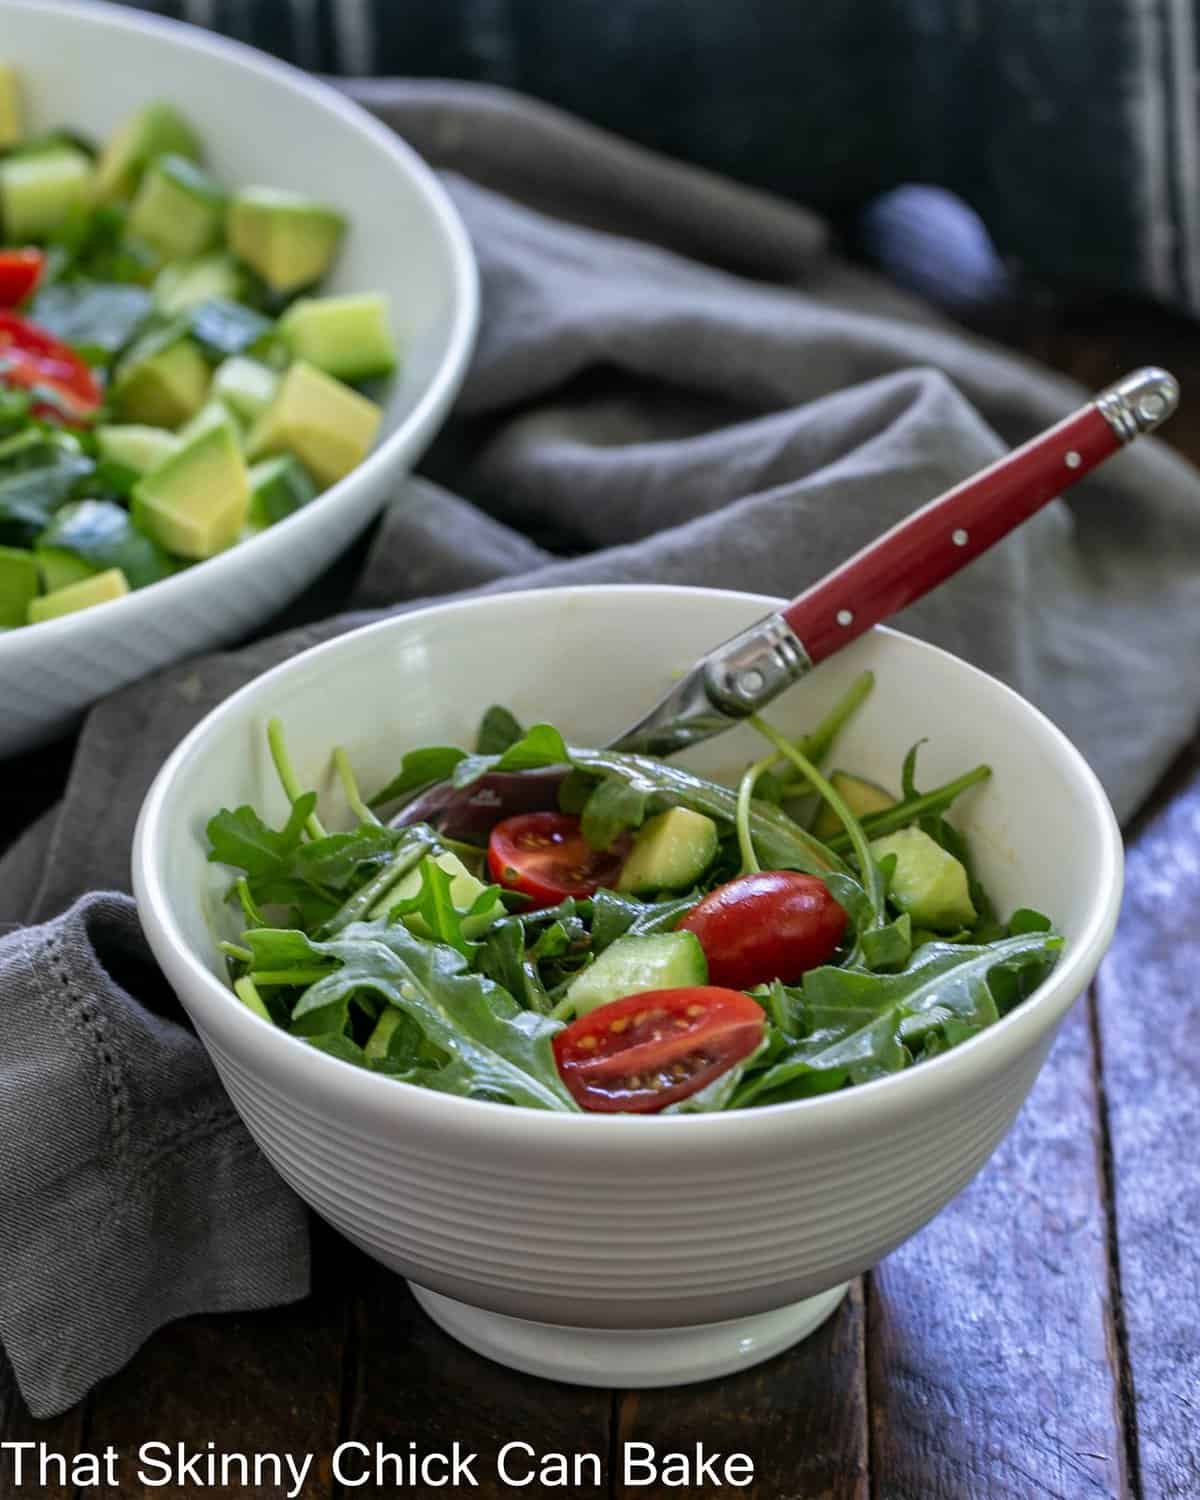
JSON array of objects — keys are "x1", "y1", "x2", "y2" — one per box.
[{"x1": 2, "y1": 295, "x2": 1198, "y2": 1500}]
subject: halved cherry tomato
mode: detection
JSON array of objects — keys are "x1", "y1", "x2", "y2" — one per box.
[
  {"x1": 487, "y1": 811, "x2": 630, "y2": 909},
  {"x1": 0, "y1": 311, "x2": 101, "y2": 425},
  {"x1": 0, "y1": 249, "x2": 44, "y2": 308},
  {"x1": 678, "y1": 871, "x2": 847, "y2": 990},
  {"x1": 554, "y1": 986, "x2": 765, "y2": 1113}
]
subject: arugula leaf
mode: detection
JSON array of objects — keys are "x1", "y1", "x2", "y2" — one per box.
[
  {"x1": 304, "y1": 1031, "x2": 369, "y2": 1067},
  {"x1": 477, "y1": 921, "x2": 555, "y2": 1015},
  {"x1": 290, "y1": 920, "x2": 578, "y2": 1111},
  {"x1": 390, "y1": 857, "x2": 478, "y2": 958},
  {"x1": 369, "y1": 746, "x2": 468, "y2": 809},
  {"x1": 823, "y1": 764, "x2": 992, "y2": 854},
  {"x1": 207, "y1": 794, "x2": 391, "y2": 929},
  {"x1": 453, "y1": 723, "x2": 570, "y2": 787},
  {"x1": 580, "y1": 777, "x2": 648, "y2": 850},
  {"x1": 901, "y1": 739, "x2": 928, "y2": 800},
  {"x1": 588, "y1": 888, "x2": 699, "y2": 952},
  {"x1": 292, "y1": 824, "x2": 406, "y2": 887},
  {"x1": 188, "y1": 297, "x2": 273, "y2": 358},
  {"x1": 861, "y1": 912, "x2": 913, "y2": 971},
  {"x1": 37, "y1": 498, "x2": 175, "y2": 588},
  {"x1": 0, "y1": 387, "x2": 32, "y2": 439},
  {"x1": 29, "y1": 280, "x2": 153, "y2": 360},
  {"x1": 0, "y1": 440, "x2": 95, "y2": 545},
  {"x1": 734, "y1": 930, "x2": 1061, "y2": 1106},
  {"x1": 475, "y1": 705, "x2": 526, "y2": 755},
  {"x1": 206, "y1": 794, "x2": 315, "y2": 879}
]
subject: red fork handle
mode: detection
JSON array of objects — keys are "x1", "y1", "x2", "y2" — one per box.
[{"x1": 782, "y1": 368, "x2": 1179, "y2": 665}]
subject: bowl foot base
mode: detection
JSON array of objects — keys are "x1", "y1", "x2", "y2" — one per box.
[{"x1": 408, "y1": 1282, "x2": 849, "y2": 1388}]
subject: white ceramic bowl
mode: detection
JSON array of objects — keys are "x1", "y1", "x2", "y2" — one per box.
[
  {"x1": 133, "y1": 586, "x2": 1123, "y2": 1386},
  {"x1": 0, "y1": 0, "x2": 477, "y2": 756}
]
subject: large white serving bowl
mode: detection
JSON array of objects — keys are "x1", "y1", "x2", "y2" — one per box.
[
  {"x1": 133, "y1": 586, "x2": 1123, "y2": 1387},
  {"x1": 0, "y1": 0, "x2": 477, "y2": 756}
]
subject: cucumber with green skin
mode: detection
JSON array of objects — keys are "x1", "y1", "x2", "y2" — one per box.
[
  {"x1": 811, "y1": 771, "x2": 896, "y2": 840},
  {"x1": 565, "y1": 931, "x2": 708, "y2": 1017},
  {"x1": 870, "y1": 826, "x2": 976, "y2": 931},
  {"x1": 617, "y1": 807, "x2": 719, "y2": 894}
]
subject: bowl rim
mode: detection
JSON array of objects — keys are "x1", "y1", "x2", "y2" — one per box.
[
  {"x1": 133, "y1": 583, "x2": 1125, "y2": 1138},
  {"x1": 0, "y1": 0, "x2": 479, "y2": 651}
]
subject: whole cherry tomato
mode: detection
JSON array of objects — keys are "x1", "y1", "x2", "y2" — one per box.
[
  {"x1": 678, "y1": 871, "x2": 847, "y2": 989},
  {"x1": 0, "y1": 311, "x2": 101, "y2": 425},
  {"x1": 487, "y1": 812, "x2": 630, "y2": 909},
  {"x1": 554, "y1": 986, "x2": 765, "y2": 1113}
]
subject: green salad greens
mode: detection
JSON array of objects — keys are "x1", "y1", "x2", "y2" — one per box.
[
  {"x1": 206, "y1": 674, "x2": 1061, "y2": 1114},
  {"x1": 0, "y1": 75, "x2": 394, "y2": 631}
]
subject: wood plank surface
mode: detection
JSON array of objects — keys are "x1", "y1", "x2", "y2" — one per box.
[
  {"x1": 48, "y1": 1227, "x2": 351, "y2": 1500},
  {"x1": 340, "y1": 1257, "x2": 612, "y2": 1499},
  {"x1": 866, "y1": 1003, "x2": 1127, "y2": 1500},
  {"x1": 0, "y1": 1359, "x2": 86, "y2": 1500},
  {"x1": 1092, "y1": 743, "x2": 1200, "y2": 1500},
  {"x1": 612, "y1": 1280, "x2": 868, "y2": 1500}
]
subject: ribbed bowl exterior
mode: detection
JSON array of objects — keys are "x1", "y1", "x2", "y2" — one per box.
[
  {"x1": 203, "y1": 1026, "x2": 1052, "y2": 1327},
  {"x1": 134, "y1": 587, "x2": 1124, "y2": 1332},
  {"x1": 0, "y1": 0, "x2": 477, "y2": 754}
]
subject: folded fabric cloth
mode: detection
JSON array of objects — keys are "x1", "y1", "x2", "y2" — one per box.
[{"x1": 4, "y1": 79, "x2": 1200, "y2": 1419}]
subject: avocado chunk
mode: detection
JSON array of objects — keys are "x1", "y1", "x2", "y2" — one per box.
[
  {"x1": 0, "y1": 544, "x2": 38, "y2": 627},
  {"x1": 812, "y1": 771, "x2": 898, "y2": 840},
  {"x1": 870, "y1": 826, "x2": 976, "y2": 932},
  {"x1": 227, "y1": 187, "x2": 346, "y2": 293},
  {"x1": 247, "y1": 360, "x2": 381, "y2": 486},
  {"x1": 566, "y1": 932, "x2": 708, "y2": 1018},
  {"x1": 95, "y1": 424, "x2": 181, "y2": 476},
  {"x1": 93, "y1": 102, "x2": 203, "y2": 202},
  {"x1": 131, "y1": 423, "x2": 249, "y2": 559},
  {"x1": 27, "y1": 567, "x2": 129, "y2": 624},
  {"x1": 617, "y1": 807, "x2": 719, "y2": 894},
  {"x1": 36, "y1": 549, "x2": 94, "y2": 594},
  {"x1": 245, "y1": 455, "x2": 317, "y2": 532},
  {"x1": 278, "y1": 293, "x2": 397, "y2": 382},
  {"x1": 153, "y1": 253, "x2": 246, "y2": 315},
  {"x1": 112, "y1": 332, "x2": 210, "y2": 428},
  {"x1": 0, "y1": 144, "x2": 93, "y2": 240},
  {"x1": 384, "y1": 850, "x2": 505, "y2": 939},
  {"x1": 212, "y1": 355, "x2": 279, "y2": 425},
  {"x1": 127, "y1": 154, "x2": 226, "y2": 261},
  {"x1": 0, "y1": 65, "x2": 23, "y2": 151}
]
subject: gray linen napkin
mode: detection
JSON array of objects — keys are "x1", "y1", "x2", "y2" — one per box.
[{"x1": 3, "y1": 81, "x2": 1200, "y2": 1419}]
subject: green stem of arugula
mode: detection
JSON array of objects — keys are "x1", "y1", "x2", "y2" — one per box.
[
  {"x1": 334, "y1": 747, "x2": 382, "y2": 826},
  {"x1": 756, "y1": 670, "x2": 875, "y2": 797},
  {"x1": 233, "y1": 975, "x2": 271, "y2": 1021},
  {"x1": 267, "y1": 716, "x2": 326, "y2": 841},
  {"x1": 319, "y1": 828, "x2": 436, "y2": 936},
  {"x1": 249, "y1": 967, "x2": 336, "y2": 987},
  {"x1": 802, "y1": 670, "x2": 875, "y2": 767},
  {"x1": 218, "y1": 940, "x2": 254, "y2": 964},
  {"x1": 823, "y1": 765, "x2": 992, "y2": 853},
  {"x1": 235, "y1": 877, "x2": 265, "y2": 928},
  {"x1": 749, "y1": 714, "x2": 885, "y2": 923},
  {"x1": 735, "y1": 753, "x2": 776, "y2": 876}
]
